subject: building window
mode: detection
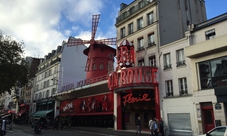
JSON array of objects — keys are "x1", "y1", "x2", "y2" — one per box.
[
  {"x1": 128, "y1": 23, "x2": 133, "y2": 35},
  {"x1": 36, "y1": 85, "x2": 39, "y2": 91},
  {"x1": 164, "y1": 53, "x2": 171, "y2": 70},
  {"x1": 205, "y1": 29, "x2": 215, "y2": 40},
  {"x1": 148, "y1": 33, "x2": 155, "y2": 47},
  {"x1": 176, "y1": 49, "x2": 185, "y2": 67},
  {"x1": 149, "y1": 55, "x2": 156, "y2": 67},
  {"x1": 52, "y1": 88, "x2": 56, "y2": 95},
  {"x1": 198, "y1": 56, "x2": 227, "y2": 89},
  {"x1": 47, "y1": 80, "x2": 49, "y2": 87},
  {"x1": 137, "y1": 17, "x2": 143, "y2": 30},
  {"x1": 166, "y1": 80, "x2": 173, "y2": 96},
  {"x1": 138, "y1": 58, "x2": 145, "y2": 66},
  {"x1": 35, "y1": 94, "x2": 38, "y2": 100},
  {"x1": 100, "y1": 63, "x2": 104, "y2": 70},
  {"x1": 39, "y1": 92, "x2": 42, "y2": 99},
  {"x1": 120, "y1": 27, "x2": 125, "y2": 38},
  {"x1": 147, "y1": 12, "x2": 154, "y2": 25},
  {"x1": 43, "y1": 91, "x2": 45, "y2": 98},
  {"x1": 137, "y1": 37, "x2": 144, "y2": 50},
  {"x1": 49, "y1": 69, "x2": 52, "y2": 76},
  {"x1": 46, "y1": 90, "x2": 49, "y2": 98},
  {"x1": 179, "y1": 77, "x2": 188, "y2": 95},
  {"x1": 92, "y1": 63, "x2": 97, "y2": 70},
  {"x1": 44, "y1": 81, "x2": 47, "y2": 88}
]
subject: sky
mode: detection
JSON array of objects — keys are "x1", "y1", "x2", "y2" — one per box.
[{"x1": 0, "y1": 0, "x2": 227, "y2": 58}]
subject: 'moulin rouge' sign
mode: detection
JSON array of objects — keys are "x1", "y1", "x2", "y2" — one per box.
[{"x1": 108, "y1": 66, "x2": 158, "y2": 91}]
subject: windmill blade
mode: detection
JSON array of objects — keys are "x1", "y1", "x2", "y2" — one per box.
[
  {"x1": 96, "y1": 38, "x2": 117, "y2": 45},
  {"x1": 91, "y1": 14, "x2": 100, "y2": 40},
  {"x1": 67, "y1": 37, "x2": 90, "y2": 47}
]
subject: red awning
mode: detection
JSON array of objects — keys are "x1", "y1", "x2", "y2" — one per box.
[
  {"x1": 20, "y1": 104, "x2": 26, "y2": 107},
  {"x1": 7, "y1": 110, "x2": 16, "y2": 115},
  {"x1": 17, "y1": 110, "x2": 26, "y2": 116},
  {"x1": 58, "y1": 113, "x2": 76, "y2": 117}
]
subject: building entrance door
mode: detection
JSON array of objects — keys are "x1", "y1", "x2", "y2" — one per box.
[{"x1": 201, "y1": 103, "x2": 214, "y2": 133}]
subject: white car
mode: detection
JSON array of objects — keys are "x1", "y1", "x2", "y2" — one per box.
[{"x1": 198, "y1": 126, "x2": 227, "y2": 136}]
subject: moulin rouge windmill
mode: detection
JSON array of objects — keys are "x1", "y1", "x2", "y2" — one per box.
[{"x1": 67, "y1": 14, "x2": 116, "y2": 80}]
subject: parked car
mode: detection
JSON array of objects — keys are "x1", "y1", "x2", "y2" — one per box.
[{"x1": 198, "y1": 126, "x2": 227, "y2": 136}]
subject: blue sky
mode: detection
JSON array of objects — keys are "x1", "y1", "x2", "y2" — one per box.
[{"x1": 0, "y1": 0, "x2": 226, "y2": 58}]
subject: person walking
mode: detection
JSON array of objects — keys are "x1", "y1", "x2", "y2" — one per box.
[
  {"x1": 60, "y1": 119, "x2": 65, "y2": 130},
  {"x1": 159, "y1": 118, "x2": 164, "y2": 136},
  {"x1": 135, "y1": 116, "x2": 142, "y2": 135},
  {"x1": 148, "y1": 118, "x2": 154, "y2": 136},
  {"x1": 53, "y1": 118, "x2": 59, "y2": 130},
  {"x1": 153, "y1": 118, "x2": 159, "y2": 136}
]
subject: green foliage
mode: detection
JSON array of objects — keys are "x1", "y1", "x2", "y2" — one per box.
[{"x1": 0, "y1": 31, "x2": 29, "y2": 94}]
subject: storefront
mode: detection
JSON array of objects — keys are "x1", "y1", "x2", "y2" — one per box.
[
  {"x1": 106, "y1": 39, "x2": 160, "y2": 130},
  {"x1": 59, "y1": 93, "x2": 114, "y2": 128}
]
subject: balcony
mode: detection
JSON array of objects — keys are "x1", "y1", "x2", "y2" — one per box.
[
  {"x1": 137, "y1": 46, "x2": 145, "y2": 51},
  {"x1": 164, "y1": 64, "x2": 172, "y2": 70},
  {"x1": 147, "y1": 42, "x2": 156, "y2": 47},
  {"x1": 166, "y1": 91, "x2": 173, "y2": 97},
  {"x1": 176, "y1": 60, "x2": 186, "y2": 67},
  {"x1": 179, "y1": 90, "x2": 188, "y2": 96}
]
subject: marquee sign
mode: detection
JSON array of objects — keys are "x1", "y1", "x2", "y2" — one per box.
[
  {"x1": 108, "y1": 66, "x2": 158, "y2": 91},
  {"x1": 61, "y1": 83, "x2": 74, "y2": 92},
  {"x1": 123, "y1": 92, "x2": 151, "y2": 106}
]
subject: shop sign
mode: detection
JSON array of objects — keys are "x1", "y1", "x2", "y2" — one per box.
[
  {"x1": 123, "y1": 92, "x2": 151, "y2": 106},
  {"x1": 63, "y1": 102, "x2": 73, "y2": 112},
  {"x1": 108, "y1": 66, "x2": 158, "y2": 90},
  {"x1": 76, "y1": 79, "x2": 91, "y2": 88},
  {"x1": 61, "y1": 83, "x2": 74, "y2": 92},
  {"x1": 60, "y1": 101, "x2": 75, "y2": 113}
]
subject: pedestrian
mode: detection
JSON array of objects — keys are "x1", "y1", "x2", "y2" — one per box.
[
  {"x1": 148, "y1": 118, "x2": 154, "y2": 136},
  {"x1": 53, "y1": 118, "x2": 59, "y2": 130},
  {"x1": 60, "y1": 119, "x2": 65, "y2": 130},
  {"x1": 153, "y1": 118, "x2": 159, "y2": 136},
  {"x1": 135, "y1": 116, "x2": 141, "y2": 135},
  {"x1": 159, "y1": 118, "x2": 164, "y2": 136},
  {"x1": 1, "y1": 118, "x2": 6, "y2": 135}
]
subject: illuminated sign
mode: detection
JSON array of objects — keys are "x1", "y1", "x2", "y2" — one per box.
[
  {"x1": 123, "y1": 93, "x2": 151, "y2": 106},
  {"x1": 108, "y1": 66, "x2": 158, "y2": 90}
]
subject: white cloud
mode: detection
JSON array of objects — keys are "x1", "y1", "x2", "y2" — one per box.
[{"x1": 0, "y1": 0, "x2": 104, "y2": 58}]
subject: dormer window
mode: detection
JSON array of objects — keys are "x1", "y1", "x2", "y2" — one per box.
[{"x1": 205, "y1": 29, "x2": 215, "y2": 40}]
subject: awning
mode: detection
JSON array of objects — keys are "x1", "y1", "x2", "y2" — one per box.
[
  {"x1": 58, "y1": 113, "x2": 76, "y2": 117},
  {"x1": 20, "y1": 104, "x2": 26, "y2": 107},
  {"x1": 17, "y1": 110, "x2": 26, "y2": 116},
  {"x1": 0, "y1": 113, "x2": 8, "y2": 117},
  {"x1": 28, "y1": 112, "x2": 35, "y2": 116},
  {"x1": 1, "y1": 114, "x2": 11, "y2": 119},
  {"x1": 8, "y1": 110, "x2": 16, "y2": 114},
  {"x1": 32, "y1": 110, "x2": 53, "y2": 117}
]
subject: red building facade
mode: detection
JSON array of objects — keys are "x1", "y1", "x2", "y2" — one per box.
[{"x1": 108, "y1": 39, "x2": 160, "y2": 130}]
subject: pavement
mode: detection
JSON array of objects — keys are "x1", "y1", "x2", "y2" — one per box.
[{"x1": 5, "y1": 123, "x2": 152, "y2": 136}]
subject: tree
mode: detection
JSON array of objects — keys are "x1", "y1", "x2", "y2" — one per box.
[{"x1": 0, "y1": 30, "x2": 29, "y2": 94}]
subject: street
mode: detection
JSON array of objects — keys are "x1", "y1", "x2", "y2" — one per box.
[{"x1": 6, "y1": 124, "x2": 151, "y2": 136}]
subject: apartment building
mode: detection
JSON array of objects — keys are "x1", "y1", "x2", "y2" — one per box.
[
  {"x1": 115, "y1": 0, "x2": 206, "y2": 135},
  {"x1": 32, "y1": 41, "x2": 87, "y2": 121},
  {"x1": 185, "y1": 13, "x2": 227, "y2": 134}
]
